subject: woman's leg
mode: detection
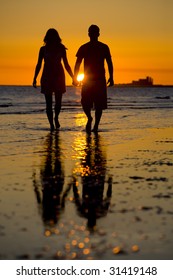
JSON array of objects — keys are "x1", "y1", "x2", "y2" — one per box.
[
  {"x1": 83, "y1": 107, "x2": 93, "y2": 133},
  {"x1": 45, "y1": 94, "x2": 55, "y2": 131},
  {"x1": 54, "y1": 92, "x2": 63, "y2": 129}
]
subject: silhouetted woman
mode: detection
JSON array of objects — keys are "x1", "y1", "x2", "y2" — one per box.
[{"x1": 33, "y1": 28, "x2": 73, "y2": 131}]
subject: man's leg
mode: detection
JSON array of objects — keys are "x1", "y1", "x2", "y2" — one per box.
[
  {"x1": 92, "y1": 109, "x2": 102, "y2": 132},
  {"x1": 54, "y1": 92, "x2": 62, "y2": 129},
  {"x1": 83, "y1": 107, "x2": 93, "y2": 133},
  {"x1": 45, "y1": 94, "x2": 55, "y2": 131},
  {"x1": 81, "y1": 92, "x2": 93, "y2": 133}
]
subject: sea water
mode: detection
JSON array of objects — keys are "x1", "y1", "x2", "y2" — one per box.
[{"x1": 0, "y1": 85, "x2": 173, "y2": 130}]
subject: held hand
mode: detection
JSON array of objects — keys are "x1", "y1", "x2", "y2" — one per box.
[
  {"x1": 72, "y1": 78, "x2": 79, "y2": 87},
  {"x1": 107, "y1": 78, "x2": 114, "y2": 87},
  {"x1": 33, "y1": 79, "x2": 37, "y2": 88}
]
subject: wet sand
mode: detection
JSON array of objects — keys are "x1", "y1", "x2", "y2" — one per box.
[{"x1": 0, "y1": 112, "x2": 173, "y2": 260}]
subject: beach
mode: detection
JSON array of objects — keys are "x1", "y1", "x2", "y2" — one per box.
[{"x1": 0, "y1": 86, "x2": 173, "y2": 260}]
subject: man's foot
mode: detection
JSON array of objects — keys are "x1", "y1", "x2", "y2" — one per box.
[
  {"x1": 86, "y1": 117, "x2": 93, "y2": 133},
  {"x1": 50, "y1": 124, "x2": 55, "y2": 132},
  {"x1": 55, "y1": 118, "x2": 60, "y2": 130}
]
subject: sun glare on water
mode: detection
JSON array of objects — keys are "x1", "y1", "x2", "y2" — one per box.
[{"x1": 77, "y1": 73, "x2": 84, "y2": 82}]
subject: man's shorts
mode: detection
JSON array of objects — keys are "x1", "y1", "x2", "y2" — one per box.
[{"x1": 81, "y1": 79, "x2": 107, "y2": 110}]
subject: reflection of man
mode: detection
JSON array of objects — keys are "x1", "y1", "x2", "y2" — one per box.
[
  {"x1": 73, "y1": 25, "x2": 114, "y2": 133},
  {"x1": 73, "y1": 134, "x2": 112, "y2": 230}
]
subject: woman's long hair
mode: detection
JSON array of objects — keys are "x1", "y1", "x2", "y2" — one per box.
[{"x1": 44, "y1": 28, "x2": 62, "y2": 46}]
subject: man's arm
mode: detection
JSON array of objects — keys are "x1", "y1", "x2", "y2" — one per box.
[
  {"x1": 73, "y1": 57, "x2": 83, "y2": 86},
  {"x1": 106, "y1": 48, "x2": 114, "y2": 87}
]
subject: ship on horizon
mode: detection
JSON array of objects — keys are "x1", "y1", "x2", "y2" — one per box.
[{"x1": 115, "y1": 76, "x2": 173, "y2": 87}]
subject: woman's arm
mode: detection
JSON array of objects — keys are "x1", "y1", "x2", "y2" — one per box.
[
  {"x1": 62, "y1": 51, "x2": 73, "y2": 79},
  {"x1": 33, "y1": 47, "x2": 44, "y2": 88}
]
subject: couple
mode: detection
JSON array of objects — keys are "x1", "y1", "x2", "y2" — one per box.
[{"x1": 33, "y1": 25, "x2": 114, "y2": 132}]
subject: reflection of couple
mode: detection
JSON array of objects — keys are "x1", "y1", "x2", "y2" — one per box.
[
  {"x1": 33, "y1": 132, "x2": 112, "y2": 230},
  {"x1": 33, "y1": 25, "x2": 114, "y2": 132}
]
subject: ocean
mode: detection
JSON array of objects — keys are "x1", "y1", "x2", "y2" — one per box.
[{"x1": 0, "y1": 85, "x2": 173, "y2": 131}]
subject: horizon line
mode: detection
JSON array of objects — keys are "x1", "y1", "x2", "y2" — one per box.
[{"x1": 0, "y1": 83, "x2": 173, "y2": 87}]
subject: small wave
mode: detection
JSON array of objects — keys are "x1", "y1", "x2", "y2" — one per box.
[
  {"x1": 155, "y1": 96, "x2": 170, "y2": 99},
  {"x1": 108, "y1": 104, "x2": 173, "y2": 110},
  {"x1": 0, "y1": 103, "x2": 13, "y2": 108},
  {"x1": 0, "y1": 109, "x2": 45, "y2": 115}
]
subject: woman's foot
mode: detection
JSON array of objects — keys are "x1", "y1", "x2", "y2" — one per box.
[{"x1": 92, "y1": 125, "x2": 98, "y2": 133}]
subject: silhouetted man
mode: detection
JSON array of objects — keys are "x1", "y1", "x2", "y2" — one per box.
[{"x1": 73, "y1": 25, "x2": 114, "y2": 132}]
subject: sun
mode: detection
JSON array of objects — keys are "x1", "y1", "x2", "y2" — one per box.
[{"x1": 77, "y1": 73, "x2": 84, "y2": 82}]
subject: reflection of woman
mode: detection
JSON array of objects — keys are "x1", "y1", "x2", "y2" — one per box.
[
  {"x1": 73, "y1": 134, "x2": 112, "y2": 230},
  {"x1": 33, "y1": 28, "x2": 73, "y2": 131},
  {"x1": 33, "y1": 133, "x2": 70, "y2": 226}
]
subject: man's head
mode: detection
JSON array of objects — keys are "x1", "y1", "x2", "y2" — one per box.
[{"x1": 88, "y1": 25, "x2": 100, "y2": 40}]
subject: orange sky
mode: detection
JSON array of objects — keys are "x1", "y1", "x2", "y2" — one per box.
[{"x1": 1, "y1": 0, "x2": 173, "y2": 85}]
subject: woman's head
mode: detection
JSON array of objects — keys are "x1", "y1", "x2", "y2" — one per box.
[{"x1": 44, "y1": 28, "x2": 62, "y2": 45}]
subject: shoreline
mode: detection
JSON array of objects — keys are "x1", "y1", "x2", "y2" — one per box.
[{"x1": 0, "y1": 122, "x2": 173, "y2": 260}]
